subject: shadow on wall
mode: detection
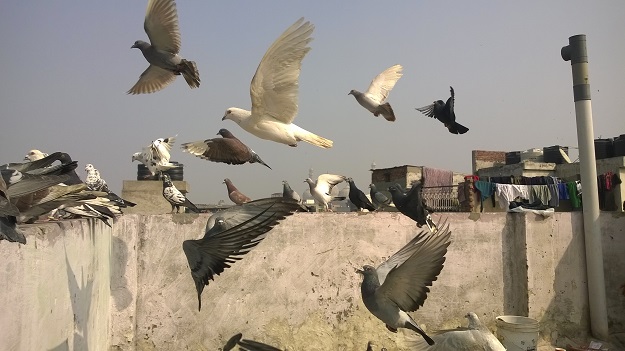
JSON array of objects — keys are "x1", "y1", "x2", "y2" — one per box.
[
  {"x1": 111, "y1": 235, "x2": 132, "y2": 309},
  {"x1": 64, "y1": 247, "x2": 94, "y2": 351},
  {"x1": 501, "y1": 213, "x2": 529, "y2": 316}
]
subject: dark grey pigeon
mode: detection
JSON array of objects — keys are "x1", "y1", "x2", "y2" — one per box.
[
  {"x1": 416, "y1": 86, "x2": 469, "y2": 134},
  {"x1": 388, "y1": 182, "x2": 437, "y2": 233},
  {"x1": 223, "y1": 178, "x2": 251, "y2": 205},
  {"x1": 357, "y1": 221, "x2": 452, "y2": 346},
  {"x1": 128, "y1": 0, "x2": 200, "y2": 94},
  {"x1": 183, "y1": 197, "x2": 300, "y2": 310},
  {"x1": 281, "y1": 180, "x2": 301, "y2": 203},
  {"x1": 347, "y1": 178, "x2": 376, "y2": 212},
  {"x1": 369, "y1": 184, "x2": 391, "y2": 210},
  {"x1": 162, "y1": 174, "x2": 199, "y2": 213},
  {"x1": 181, "y1": 129, "x2": 271, "y2": 169}
]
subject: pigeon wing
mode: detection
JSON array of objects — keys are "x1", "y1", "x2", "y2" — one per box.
[
  {"x1": 237, "y1": 338, "x2": 282, "y2": 351},
  {"x1": 376, "y1": 222, "x2": 451, "y2": 312},
  {"x1": 315, "y1": 173, "x2": 346, "y2": 195},
  {"x1": 144, "y1": 0, "x2": 181, "y2": 53},
  {"x1": 364, "y1": 64, "x2": 403, "y2": 105},
  {"x1": 181, "y1": 139, "x2": 251, "y2": 165},
  {"x1": 128, "y1": 65, "x2": 176, "y2": 95},
  {"x1": 249, "y1": 18, "x2": 313, "y2": 125}
]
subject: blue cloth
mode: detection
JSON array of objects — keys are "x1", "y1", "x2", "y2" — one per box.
[
  {"x1": 474, "y1": 181, "x2": 495, "y2": 201},
  {"x1": 557, "y1": 183, "x2": 569, "y2": 200}
]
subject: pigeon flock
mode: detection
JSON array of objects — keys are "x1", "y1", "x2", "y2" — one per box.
[{"x1": 0, "y1": 0, "x2": 502, "y2": 349}]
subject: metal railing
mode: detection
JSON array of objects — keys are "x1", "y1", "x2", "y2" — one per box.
[{"x1": 422, "y1": 185, "x2": 462, "y2": 212}]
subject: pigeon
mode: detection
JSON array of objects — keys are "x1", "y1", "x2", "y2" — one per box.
[
  {"x1": 281, "y1": 180, "x2": 301, "y2": 203},
  {"x1": 388, "y1": 182, "x2": 437, "y2": 233},
  {"x1": 408, "y1": 312, "x2": 506, "y2": 351},
  {"x1": 357, "y1": 221, "x2": 452, "y2": 346},
  {"x1": 161, "y1": 174, "x2": 199, "y2": 213},
  {"x1": 183, "y1": 197, "x2": 300, "y2": 310},
  {"x1": 23, "y1": 149, "x2": 49, "y2": 162},
  {"x1": 1, "y1": 169, "x2": 70, "y2": 200},
  {"x1": 304, "y1": 173, "x2": 346, "y2": 211},
  {"x1": 369, "y1": 184, "x2": 391, "y2": 210},
  {"x1": 347, "y1": 178, "x2": 376, "y2": 212},
  {"x1": 181, "y1": 129, "x2": 271, "y2": 169},
  {"x1": 0, "y1": 176, "x2": 25, "y2": 244},
  {"x1": 128, "y1": 0, "x2": 200, "y2": 94},
  {"x1": 223, "y1": 333, "x2": 282, "y2": 351},
  {"x1": 223, "y1": 178, "x2": 251, "y2": 205},
  {"x1": 84, "y1": 164, "x2": 109, "y2": 192},
  {"x1": 132, "y1": 136, "x2": 180, "y2": 176},
  {"x1": 222, "y1": 17, "x2": 333, "y2": 149},
  {"x1": 348, "y1": 64, "x2": 403, "y2": 122},
  {"x1": 416, "y1": 86, "x2": 469, "y2": 135}
]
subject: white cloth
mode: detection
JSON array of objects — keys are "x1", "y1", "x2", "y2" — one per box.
[{"x1": 495, "y1": 184, "x2": 530, "y2": 209}]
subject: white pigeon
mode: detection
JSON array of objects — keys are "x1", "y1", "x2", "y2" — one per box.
[
  {"x1": 221, "y1": 17, "x2": 333, "y2": 149},
  {"x1": 23, "y1": 149, "x2": 49, "y2": 161},
  {"x1": 84, "y1": 164, "x2": 109, "y2": 192},
  {"x1": 409, "y1": 312, "x2": 506, "y2": 351},
  {"x1": 132, "y1": 136, "x2": 179, "y2": 176},
  {"x1": 348, "y1": 64, "x2": 403, "y2": 122},
  {"x1": 304, "y1": 173, "x2": 346, "y2": 211},
  {"x1": 128, "y1": 0, "x2": 200, "y2": 94},
  {"x1": 151, "y1": 135, "x2": 176, "y2": 162}
]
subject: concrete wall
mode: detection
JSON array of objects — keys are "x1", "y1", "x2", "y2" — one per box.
[{"x1": 1, "y1": 212, "x2": 624, "y2": 350}]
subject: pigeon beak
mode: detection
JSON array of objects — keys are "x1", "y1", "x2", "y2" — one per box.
[
  {"x1": 131, "y1": 43, "x2": 137, "y2": 49},
  {"x1": 355, "y1": 268, "x2": 364, "y2": 275},
  {"x1": 221, "y1": 115, "x2": 227, "y2": 121}
]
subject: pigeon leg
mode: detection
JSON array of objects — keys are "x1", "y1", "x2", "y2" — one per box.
[{"x1": 385, "y1": 325, "x2": 398, "y2": 333}]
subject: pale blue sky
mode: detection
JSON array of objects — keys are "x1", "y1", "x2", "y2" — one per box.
[{"x1": 0, "y1": 1, "x2": 623, "y2": 204}]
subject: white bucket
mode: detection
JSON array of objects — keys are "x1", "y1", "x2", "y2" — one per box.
[{"x1": 496, "y1": 315, "x2": 539, "y2": 351}]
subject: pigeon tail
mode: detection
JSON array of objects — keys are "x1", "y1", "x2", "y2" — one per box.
[
  {"x1": 449, "y1": 122, "x2": 469, "y2": 134},
  {"x1": 251, "y1": 153, "x2": 272, "y2": 169},
  {"x1": 406, "y1": 320, "x2": 435, "y2": 346},
  {"x1": 425, "y1": 214, "x2": 438, "y2": 234},
  {"x1": 376, "y1": 102, "x2": 396, "y2": 122},
  {"x1": 292, "y1": 125, "x2": 333, "y2": 149},
  {"x1": 179, "y1": 59, "x2": 200, "y2": 89},
  {"x1": 185, "y1": 199, "x2": 200, "y2": 213}
]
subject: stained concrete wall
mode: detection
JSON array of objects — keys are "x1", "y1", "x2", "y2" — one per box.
[{"x1": 1, "y1": 212, "x2": 624, "y2": 350}]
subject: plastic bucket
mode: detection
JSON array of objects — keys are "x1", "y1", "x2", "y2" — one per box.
[{"x1": 496, "y1": 315, "x2": 539, "y2": 351}]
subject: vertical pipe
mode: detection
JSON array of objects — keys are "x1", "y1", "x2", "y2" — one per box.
[{"x1": 561, "y1": 34, "x2": 608, "y2": 340}]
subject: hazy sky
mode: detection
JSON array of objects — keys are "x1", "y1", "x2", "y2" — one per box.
[{"x1": 0, "y1": 1, "x2": 623, "y2": 204}]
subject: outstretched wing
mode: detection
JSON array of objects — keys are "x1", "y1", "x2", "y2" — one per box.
[
  {"x1": 144, "y1": 0, "x2": 181, "y2": 53},
  {"x1": 364, "y1": 64, "x2": 403, "y2": 105}
]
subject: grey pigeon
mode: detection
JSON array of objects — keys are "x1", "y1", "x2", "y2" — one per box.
[
  {"x1": 304, "y1": 173, "x2": 346, "y2": 211},
  {"x1": 128, "y1": 0, "x2": 200, "y2": 94},
  {"x1": 222, "y1": 18, "x2": 333, "y2": 149},
  {"x1": 357, "y1": 221, "x2": 452, "y2": 346},
  {"x1": 181, "y1": 129, "x2": 271, "y2": 169},
  {"x1": 416, "y1": 86, "x2": 469, "y2": 135},
  {"x1": 369, "y1": 184, "x2": 391, "y2": 210},
  {"x1": 0, "y1": 176, "x2": 24, "y2": 244},
  {"x1": 349, "y1": 64, "x2": 403, "y2": 122},
  {"x1": 282, "y1": 180, "x2": 301, "y2": 203},
  {"x1": 408, "y1": 312, "x2": 506, "y2": 351},
  {"x1": 388, "y1": 182, "x2": 437, "y2": 233},
  {"x1": 183, "y1": 197, "x2": 300, "y2": 310},
  {"x1": 162, "y1": 174, "x2": 199, "y2": 213},
  {"x1": 347, "y1": 178, "x2": 376, "y2": 212},
  {"x1": 223, "y1": 178, "x2": 251, "y2": 205}
]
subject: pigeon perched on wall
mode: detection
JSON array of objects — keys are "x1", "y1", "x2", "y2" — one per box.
[
  {"x1": 84, "y1": 164, "x2": 109, "y2": 192},
  {"x1": 281, "y1": 180, "x2": 301, "y2": 203},
  {"x1": 222, "y1": 18, "x2": 333, "y2": 149},
  {"x1": 128, "y1": 0, "x2": 200, "y2": 94},
  {"x1": 183, "y1": 197, "x2": 300, "y2": 310},
  {"x1": 347, "y1": 178, "x2": 376, "y2": 212},
  {"x1": 369, "y1": 184, "x2": 391, "y2": 210},
  {"x1": 349, "y1": 64, "x2": 403, "y2": 122},
  {"x1": 223, "y1": 178, "x2": 251, "y2": 205},
  {"x1": 23, "y1": 149, "x2": 49, "y2": 162},
  {"x1": 408, "y1": 312, "x2": 506, "y2": 351},
  {"x1": 357, "y1": 221, "x2": 452, "y2": 346},
  {"x1": 132, "y1": 136, "x2": 180, "y2": 176},
  {"x1": 181, "y1": 129, "x2": 271, "y2": 169},
  {"x1": 388, "y1": 182, "x2": 437, "y2": 233},
  {"x1": 161, "y1": 174, "x2": 199, "y2": 213},
  {"x1": 304, "y1": 173, "x2": 346, "y2": 211},
  {"x1": 416, "y1": 86, "x2": 469, "y2": 135}
]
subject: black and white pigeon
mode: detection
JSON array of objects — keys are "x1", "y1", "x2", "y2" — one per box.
[
  {"x1": 347, "y1": 178, "x2": 376, "y2": 212},
  {"x1": 304, "y1": 173, "x2": 346, "y2": 211},
  {"x1": 349, "y1": 64, "x2": 403, "y2": 122},
  {"x1": 183, "y1": 197, "x2": 300, "y2": 310},
  {"x1": 357, "y1": 221, "x2": 452, "y2": 346},
  {"x1": 181, "y1": 129, "x2": 271, "y2": 169},
  {"x1": 84, "y1": 164, "x2": 109, "y2": 192},
  {"x1": 161, "y1": 174, "x2": 199, "y2": 213},
  {"x1": 281, "y1": 180, "x2": 301, "y2": 203},
  {"x1": 369, "y1": 184, "x2": 391, "y2": 210},
  {"x1": 416, "y1": 86, "x2": 469, "y2": 135},
  {"x1": 128, "y1": 0, "x2": 200, "y2": 94},
  {"x1": 388, "y1": 182, "x2": 437, "y2": 233},
  {"x1": 223, "y1": 178, "x2": 251, "y2": 205},
  {"x1": 132, "y1": 136, "x2": 179, "y2": 176}
]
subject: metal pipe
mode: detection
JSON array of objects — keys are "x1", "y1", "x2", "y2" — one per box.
[{"x1": 561, "y1": 34, "x2": 608, "y2": 340}]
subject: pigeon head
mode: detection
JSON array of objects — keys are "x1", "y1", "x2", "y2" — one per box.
[
  {"x1": 24, "y1": 149, "x2": 47, "y2": 161},
  {"x1": 357, "y1": 265, "x2": 380, "y2": 287},
  {"x1": 161, "y1": 174, "x2": 173, "y2": 186},
  {"x1": 369, "y1": 184, "x2": 377, "y2": 191},
  {"x1": 223, "y1": 178, "x2": 230, "y2": 184},
  {"x1": 348, "y1": 89, "x2": 359, "y2": 96},
  {"x1": 85, "y1": 164, "x2": 95, "y2": 172},
  {"x1": 222, "y1": 108, "x2": 250, "y2": 123},
  {"x1": 131, "y1": 40, "x2": 150, "y2": 50},
  {"x1": 131, "y1": 152, "x2": 141, "y2": 162},
  {"x1": 217, "y1": 128, "x2": 234, "y2": 138}
]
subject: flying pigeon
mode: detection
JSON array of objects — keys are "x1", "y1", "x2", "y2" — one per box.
[
  {"x1": 388, "y1": 182, "x2": 437, "y2": 233},
  {"x1": 23, "y1": 149, "x2": 49, "y2": 162},
  {"x1": 161, "y1": 174, "x2": 199, "y2": 213},
  {"x1": 304, "y1": 173, "x2": 346, "y2": 211},
  {"x1": 183, "y1": 197, "x2": 300, "y2": 310},
  {"x1": 223, "y1": 178, "x2": 251, "y2": 205},
  {"x1": 128, "y1": 0, "x2": 200, "y2": 94},
  {"x1": 357, "y1": 221, "x2": 452, "y2": 346},
  {"x1": 347, "y1": 178, "x2": 376, "y2": 212},
  {"x1": 84, "y1": 164, "x2": 109, "y2": 192},
  {"x1": 348, "y1": 64, "x2": 403, "y2": 122},
  {"x1": 181, "y1": 129, "x2": 271, "y2": 169},
  {"x1": 281, "y1": 180, "x2": 301, "y2": 203},
  {"x1": 132, "y1": 136, "x2": 180, "y2": 176},
  {"x1": 416, "y1": 86, "x2": 469, "y2": 134},
  {"x1": 369, "y1": 184, "x2": 391, "y2": 210},
  {"x1": 222, "y1": 17, "x2": 333, "y2": 149},
  {"x1": 408, "y1": 312, "x2": 506, "y2": 351}
]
